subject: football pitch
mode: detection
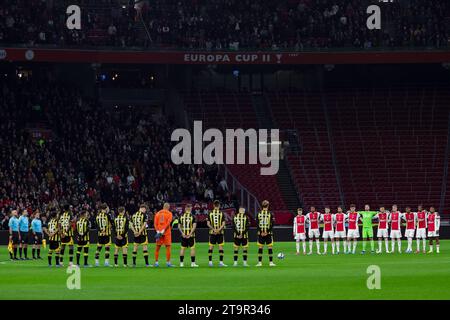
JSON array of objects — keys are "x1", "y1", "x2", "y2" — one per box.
[{"x1": 1, "y1": 241, "x2": 450, "y2": 300}]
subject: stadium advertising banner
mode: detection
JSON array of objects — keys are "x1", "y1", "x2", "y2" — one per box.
[{"x1": 2, "y1": 47, "x2": 450, "y2": 64}]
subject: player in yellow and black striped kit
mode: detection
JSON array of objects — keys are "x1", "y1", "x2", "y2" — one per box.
[
  {"x1": 207, "y1": 200, "x2": 227, "y2": 267},
  {"x1": 114, "y1": 207, "x2": 129, "y2": 267},
  {"x1": 256, "y1": 200, "x2": 276, "y2": 267},
  {"x1": 233, "y1": 207, "x2": 250, "y2": 267},
  {"x1": 130, "y1": 204, "x2": 150, "y2": 267},
  {"x1": 44, "y1": 210, "x2": 61, "y2": 267},
  {"x1": 59, "y1": 205, "x2": 75, "y2": 266},
  {"x1": 178, "y1": 204, "x2": 198, "y2": 267},
  {"x1": 76, "y1": 210, "x2": 90, "y2": 267},
  {"x1": 95, "y1": 203, "x2": 114, "y2": 267}
]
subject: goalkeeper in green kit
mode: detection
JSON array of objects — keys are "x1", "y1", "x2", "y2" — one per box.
[{"x1": 360, "y1": 204, "x2": 378, "y2": 254}]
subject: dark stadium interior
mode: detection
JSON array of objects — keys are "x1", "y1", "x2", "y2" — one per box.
[{"x1": 1, "y1": 0, "x2": 450, "y2": 232}]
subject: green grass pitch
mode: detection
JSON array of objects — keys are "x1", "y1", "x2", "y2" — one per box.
[{"x1": 1, "y1": 241, "x2": 450, "y2": 300}]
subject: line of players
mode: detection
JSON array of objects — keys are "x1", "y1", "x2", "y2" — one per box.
[
  {"x1": 8, "y1": 200, "x2": 277, "y2": 267},
  {"x1": 293, "y1": 204, "x2": 441, "y2": 255}
]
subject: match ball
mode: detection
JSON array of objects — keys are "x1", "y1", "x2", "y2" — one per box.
[{"x1": 277, "y1": 252, "x2": 285, "y2": 260}]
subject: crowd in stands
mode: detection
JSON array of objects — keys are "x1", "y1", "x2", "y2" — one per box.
[
  {"x1": 0, "y1": 71, "x2": 233, "y2": 229},
  {"x1": 0, "y1": 0, "x2": 448, "y2": 50}
]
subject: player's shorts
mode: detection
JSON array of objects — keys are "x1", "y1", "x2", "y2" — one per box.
[
  {"x1": 416, "y1": 228, "x2": 426, "y2": 239},
  {"x1": 209, "y1": 234, "x2": 224, "y2": 246},
  {"x1": 362, "y1": 227, "x2": 373, "y2": 238},
  {"x1": 377, "y1": 228, "x2": 388, "y2": 238},
  {"x1": 61, "y1": 236, "x2": 74, "y2": 245},
  {"x1": 334, "y1": 231, "x2": 346, "y2": 239},
  {"x1": 347, "y1": 229, "x2": 360, "y2": 238},
  {"x1": 33, "y1": 232, "x2": 43, "y2": 245},
  {"x1": 181, "y1": 237, "x2": 196, "y2": 248},
  {"x1": 115, "y1": 237, "x2": 128, "y2": 248},
  {"x1": 133, "y1": 234, "x2": 148, "y2": 245},
  {"x1": 390, "y1": 230, "x2": 402, "y2": 239},
  {"x1": 308, "y1": 229, "x2": 320, "y2": 238},
  {"x1": 294, "y1": 233, "x2": 306, "y2": 241},
  {"x1": 19, "y1": 231, "x2": 29, "y2": 244},
  {"x1": 257, "y1": 234, "x2": 273, "y2": 246},
  {"x1": 427, "y1": 230, "x2": 439, "y2": 238},
  {"x1": 233, "y1": 237, "x2": 248, "y2": 247},
  {"x1": 49, "y1": 240, "x2": 60, "y2": 251},
  {"x1": 404, "y1": 229, "x2": 415, "y2": 238},
  {"x1": 77, "y1": 240, "x2": 89, "y2": 247},
  {"x1": 11, "y1": 231, "x2": 20, "y2": 245},
  {"x1": 97, "y1": 235, "x2": 111, "y2": 245},
  {"x1": 322, "y1": 231, "x2": 334, "y2": 239}
]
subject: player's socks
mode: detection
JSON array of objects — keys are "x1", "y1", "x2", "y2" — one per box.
[
  {"x1": 219, "y1": 249, "x2": 224, "y2": 262},
  {"x1": 416, "y1": 239, "x2": 420, "y2": 251},
  {"x1": 233, "y1": 249, "x2": 238, "y2": 262},
  {"x1": 302, "y1": 242, "x2": 306, "y2": 253},
  {"x1": 335, "y1": 240, "x2": 339, "y2": 253},
  {"x1": 362, "y1": 240, "x2": 366, "y2": 251},
  {"x1": 19, "y1": 247, "x2": 22, "y2": 258},
  {"x1": 331, "y1": 242, "x2": 335, "y2": 254},
  {"x1": 191, "y1": 256, "x2": 195, "y2": 263},
  {"x1": 48, "y1": 253, "x2": 52, "y2": 265},
  {"x1": 258, "y1": 248, "x2": 263, "y2": 262},
  {"x1": 123, "y1": 254, "x2": 128, "y2": 265},
  {"x1": 423, "y1": 239, "x2": 426, "y2": 251},
  {"x1": 296, "y1": 241, "x2": 300, "y2": 253},
  {"x1": 55, "y1": 253, "x2": 60, "y2": 266},
  {"x1": 316, "y1": 240, "x2": 320, "y2": 253},
  {"x1": 352, "y1": 242, "x2": 357, "y2": 254},
  {"x1": 13, "y1": 247, "x2": 17, "y2": 259},
  {"x1": 243, "y1": 250, "x2": 248, "y2": 262},
  {"x1": 429, "y1": 245, "x2": 433, "y2": 253},
  {"x1": 436, "y1": 245, "x2": 440, "y2": 253},
  {"x1": 143, "y1": 250, "x2": 149, "y2": 265},
  {"x1": 76, "y1": 247, "x2": 82, "y2": 265},
  {"x1": 132, "y1": 251, "x2": 137, "y2": 265},
  {"x1": 378, "y1": 239, "x2": 382, "y2": 252},
  {"x1": 342, "y1": 240, "x2": 347, "y2": 253},
  {"x1": 309, "y1": 240, "x2": 313, "y2": 253},
  {"x1": 208, "y1": 249, "x2": 213, "y2": 262},
  {"x1": 32, "y1": 248, "x2": 36, "y2": 259},
  {"x1": 268, "y1": 248, "x2": 273, "y2": 262},
  {"x1": 114, "y1": 254, "x2": 119, "y2": 265},
  {"x1": 180, "y1": 255, "x2": 184, "y2": 263},
  {"x1": 391, "y1": 240, "x2": 395, "y2": 252},
  {"x1": 397, "y1": 239, "x2": 401, "y2": 252},
  {"x1": 9, "y1": 252, "x2": 13, "y2": 260},
  {"x1": 95, "y1": 246, "x2": 102, "y2": 262},
  {"x1": 323, "y1": 242, "x2": 328, "y2": 254},
  {"x1": 385, "y1": 239, "x2": 389, "y2": 252},
  {"x1": 69, "y1": 247, "x2": 74, "y2": 263},
  {"x1": 370, "y1": 240, "x2": 375, "y2": 252}
]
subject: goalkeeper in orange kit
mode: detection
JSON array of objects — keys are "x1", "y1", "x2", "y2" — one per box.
[{"x1": 154, "y1": 203, "x2": 174, "y2": 267}]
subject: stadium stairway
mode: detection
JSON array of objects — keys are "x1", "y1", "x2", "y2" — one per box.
[{"x1": 252, "y1": 93, "x2": 301, "y2": 213}]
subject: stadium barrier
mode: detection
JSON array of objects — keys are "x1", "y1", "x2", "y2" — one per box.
[{"x1": 1, "y1": 226, "x2": 449, "y2": 245}]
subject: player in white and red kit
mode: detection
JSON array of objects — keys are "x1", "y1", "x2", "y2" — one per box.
[
  {"x1": 402, "y1": 207, "x2": 416, "y2": 253},
  {"x1": 346, "y1": 204, "x2": 360, "y2": 254},
  {"x1": 333, "y1": 206, "x2": 347, "y2": 254},
  {"x1": 427, "y1": 207, "x2": 440, "y2": 254},
  {"x1": 320, "y1": 207, "x2": 335, "y2": 255},
  {"x1": 389, "y1": 205, "x2": 402, "y2": 253},
  {"x1": 306, "y1": 207, "x2": 321, "y2": 255},
  {"x1": 293, "y1": 208, "x2": 306, "y2": 255},
  {"x1": 375, "y1": 206, "x2": 390, "y2": 253},
  {"x1": 415, "y1": 205, "x2": 428, "y2": 253}
]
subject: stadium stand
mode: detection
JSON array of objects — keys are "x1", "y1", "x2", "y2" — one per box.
[{"x1": 266, "y1": 86, "x2": 450, "y2": 214}]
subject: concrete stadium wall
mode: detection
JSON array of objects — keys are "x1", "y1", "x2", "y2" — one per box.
[{"x1": 1, "y1": 227, "x2": 449, "y2": 245}]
